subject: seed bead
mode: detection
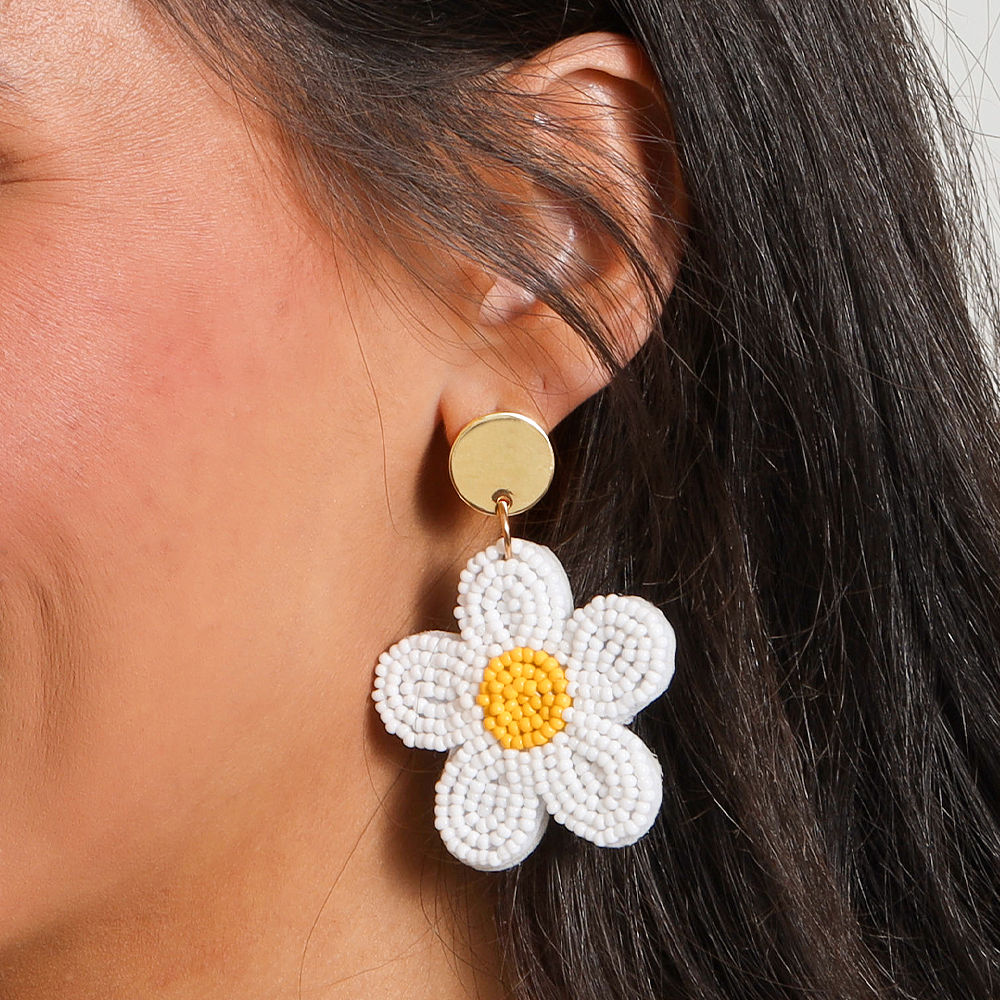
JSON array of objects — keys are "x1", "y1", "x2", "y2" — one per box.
[{"x1": 478, "y1": 647, "x2": 572, "y2": 751}]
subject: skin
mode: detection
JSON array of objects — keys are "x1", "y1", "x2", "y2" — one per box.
[{"x1": 0, "y1": 2, "x2": 682, "y2": 997}]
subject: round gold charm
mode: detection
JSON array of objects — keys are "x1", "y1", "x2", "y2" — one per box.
[{"x1": 448, "y1": 412, "x2": 555, "y2": 516}]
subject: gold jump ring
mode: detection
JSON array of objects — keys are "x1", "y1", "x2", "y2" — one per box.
[{"x1": 494, "y1": 491, "x2": 512, "y2": 559}]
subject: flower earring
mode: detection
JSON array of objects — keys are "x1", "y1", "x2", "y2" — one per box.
[{"x1": 372, "y1": 412, "x2": 676, "y2": 872}]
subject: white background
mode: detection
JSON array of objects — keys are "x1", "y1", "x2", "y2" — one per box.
[{"x1": 918, "y1": 0, "x2": 999, "y2": 260}]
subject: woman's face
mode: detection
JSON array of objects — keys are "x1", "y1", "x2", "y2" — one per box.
[{"x1": 0, "y1": 0, "x2": 467, "y2": 951}]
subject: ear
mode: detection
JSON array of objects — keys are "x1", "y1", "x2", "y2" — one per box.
[{"x1": 439, "y1": 31, "x2": 688, "y2": 444}]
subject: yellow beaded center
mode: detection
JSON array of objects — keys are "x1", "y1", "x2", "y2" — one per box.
[{"x1": 476, "y1": 647, "x2": 572, "y2": 751}]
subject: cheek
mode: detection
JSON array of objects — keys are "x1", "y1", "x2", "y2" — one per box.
[
  {"x1": 0, "y1": 0, "x2": 440, "y2": 954},
  {"x1": 1, "y1": 186, "x2": 268, "y2": 480},
  {"x1": 0, "y1": 191, "x2": 307, "y2": 614},
  {"x1": 0, "y1": 181, "x2": 382, "y2": 935}
]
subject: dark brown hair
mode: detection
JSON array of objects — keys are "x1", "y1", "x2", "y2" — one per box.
[{"x1": 149, "y1": 1, "x2": 1000, "y2": 997}]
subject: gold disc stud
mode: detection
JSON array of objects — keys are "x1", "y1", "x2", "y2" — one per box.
[{"x1": 448, "y1": 412, "x2": 555, "y2": 516}]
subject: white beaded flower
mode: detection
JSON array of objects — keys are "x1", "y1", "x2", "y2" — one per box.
[{"x1": 372, "y1": 538, "x2": 676, "y2": 872}]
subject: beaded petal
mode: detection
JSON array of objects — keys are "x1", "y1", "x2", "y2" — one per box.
[{"x1": 372, "y1": 537, "x2": 676, "y2": 871}]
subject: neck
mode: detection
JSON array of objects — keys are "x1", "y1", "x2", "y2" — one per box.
[{"x1": 0, "y1": 718, "x2": 505, "y2": 1000}]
